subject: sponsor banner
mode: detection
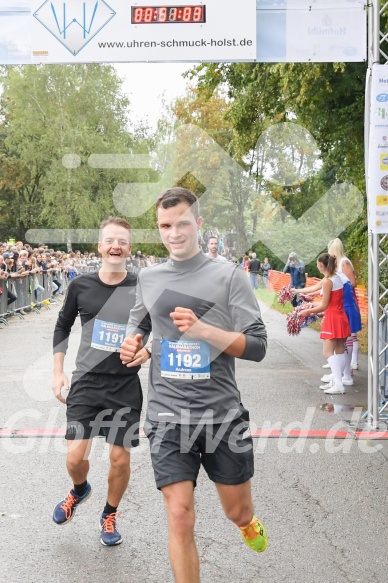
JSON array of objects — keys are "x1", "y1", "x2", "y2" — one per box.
[
  {"x1": 0, "y1": 0, "x2": 367, "y2": 64},
  {"x1": 0, "y1": 2, "x2": 30, "y2": 63},
  {"x1": 367, "y1": 65, "x2": 388, "y2": 234},
  {"x1": 30, "y1": 0, "x2": 256, "y2": 63},
  {"x1": 257, "y1": 5, "x2": 366, "y2": 62},
  {"x1": 257, "y1": 0, "x2": 366, "y2": 8}
]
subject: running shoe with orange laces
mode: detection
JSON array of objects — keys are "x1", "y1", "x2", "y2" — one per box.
[
  {"x1": 52, "y1": 483, "x2": 92, "y2": 525},
  {"x1": 239, "y1": 516, "x2": 268, "y2": 552},
  {"x1": 100, "y1": 512, "x2": 122, "y2": 546}
]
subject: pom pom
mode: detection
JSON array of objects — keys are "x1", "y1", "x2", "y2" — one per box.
[
  {"x1": 298, "y1": 292, "x2": 315, "y2": 303},
  {"x1": 278, "y1": 286, "x2": 315, "y2": 306},
  {"x1": 286, "y1": 302, "x2": 319, "y2": 335},
  {"x1": 278, "y1": 284, "x2": 295, "y2": 305},
  {"x1": 286, "y1": 310, "x2": 302, "y2": 336}
]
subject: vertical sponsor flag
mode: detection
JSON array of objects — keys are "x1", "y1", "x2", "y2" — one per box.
[{"x1": 367, "y1": 65, "x2": 388, "y2": 234}]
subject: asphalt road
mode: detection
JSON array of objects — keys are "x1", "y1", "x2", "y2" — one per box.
[{"x1": 0, "y1": 299, "x2": 387, "y2": 583}]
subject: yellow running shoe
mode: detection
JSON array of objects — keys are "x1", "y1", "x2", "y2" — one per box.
[{"x1": 240, "y1": 517, "x2": 268, "y2": 552}]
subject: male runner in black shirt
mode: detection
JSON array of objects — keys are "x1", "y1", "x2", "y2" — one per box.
[{"x1": 52, "y1": 217, "x2": 148, "y2": 546}]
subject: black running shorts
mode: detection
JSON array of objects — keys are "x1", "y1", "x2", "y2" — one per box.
[
  {"x1": 65, "y1": 373, "x2": 142, "y2": 448},
  {"x1": 144, "y1": 407, "x2": 254, "y2": 489}
]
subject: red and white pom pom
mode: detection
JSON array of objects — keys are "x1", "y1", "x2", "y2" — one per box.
[
  {"x1": 286, "y1": 302, "x2": 318, "y2": 336},
  {"x1": 298, "y1": 292, "x2": 315, "y2": 303},
  {"x1": 278, "y1": 284, "x2": 295, "y2": 305},
  {"x1": 286, "y1": 310, "x2": 302, "y2": 335}
]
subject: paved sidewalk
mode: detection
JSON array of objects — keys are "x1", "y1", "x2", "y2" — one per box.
[{"x1": 0, "y1": 300, "x2": 386, "y2": 583}]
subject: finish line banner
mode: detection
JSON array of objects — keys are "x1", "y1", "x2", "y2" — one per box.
[
  {"x1": 367, "y1": 65, "x2": 388, "y2": 235},
  {"x1": 31, "y1": 0, "x2": 256, "y2": 63},
  {"x1": 0, "y1": 0, "x2": 367, "y2": 64}
]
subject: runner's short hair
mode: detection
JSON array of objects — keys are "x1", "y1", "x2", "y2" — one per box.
[
  {"x1": 99, "y1": 217, "x2": 131, "y2": 241},
  {"x1": 156, "y1": 187, "x2": 199, "y2": 219}
]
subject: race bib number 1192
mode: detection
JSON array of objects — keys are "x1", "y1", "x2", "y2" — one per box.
[{"x1": 160, "y1": 338, "x2": 210, "y2": 379}]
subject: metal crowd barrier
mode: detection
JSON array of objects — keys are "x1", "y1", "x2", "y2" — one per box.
[
  {"x1": 0, "y1": 262, "x2": 146, "y2": 326},
  {"x1": 379, "y1": 312, "x2": 388, "y2": 402},
  {"x1": 0, "y1": 280, "x2": 7, "y2": 324},
  {"x1": 0, "y1": 271, "x2": 69, "y2": 325}
]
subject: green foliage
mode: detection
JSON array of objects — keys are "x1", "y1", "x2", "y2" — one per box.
[
  {"x1": 186, "y1": 61, "x2": 368, "y2": 270},
  {"x1": 0, "y1": 64, "x2": 158, "y2": 244},
  {"x1": 157, "y1": 87, "x2": 258, "y2": 254},
  {"x1": 0, "y1": 59, "x2": 370, "y2": 270}
]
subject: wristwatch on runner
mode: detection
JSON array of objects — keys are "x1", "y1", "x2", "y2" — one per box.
[{"x1": 144, "y1": 345, "x2": 152, "y2": 357}]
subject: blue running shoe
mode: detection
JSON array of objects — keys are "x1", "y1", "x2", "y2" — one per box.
[
  {"x1": 100, "y1": 513, "x2": 122, "y2": 546},
  {"x1": 52, "y1": 483, "x2": 92, "y2": 525}
]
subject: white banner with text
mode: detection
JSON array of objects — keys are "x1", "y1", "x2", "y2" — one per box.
[
  {"x1": 31, "y1": 0, "x2": 256, "y2": 63},
  {"x1": 0, "y1": 0, "x2": 367, "y2": 64}
]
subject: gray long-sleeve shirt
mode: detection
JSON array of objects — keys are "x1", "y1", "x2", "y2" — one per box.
[{"x1": 127, "y1": 252, "x2": 267, "y2": 424}]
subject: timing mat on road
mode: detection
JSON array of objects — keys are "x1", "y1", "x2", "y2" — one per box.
[{"x1": 0, "y1": 428, "x2": 387, "y2": 439}]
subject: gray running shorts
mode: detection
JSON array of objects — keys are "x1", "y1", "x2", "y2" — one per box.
[{"x1": 144, "y1": 407, "x2": 254, "y2": 489}]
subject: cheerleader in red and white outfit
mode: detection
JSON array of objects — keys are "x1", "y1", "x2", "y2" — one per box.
[
  {"x1": 328, "y1": 238, "x2": 361, "y2": 371},
  {"x1": 299, "y1": 253, "x2": 350, "y2": 394}
]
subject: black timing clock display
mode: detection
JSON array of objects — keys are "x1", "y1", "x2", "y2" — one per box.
[{"x1": 131, "y1": 5, "x2": 206, "y2": 24}]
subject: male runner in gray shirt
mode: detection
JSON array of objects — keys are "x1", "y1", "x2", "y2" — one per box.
[{"x1": 120, "y1": 188, "x2": 267, "y2": 583}]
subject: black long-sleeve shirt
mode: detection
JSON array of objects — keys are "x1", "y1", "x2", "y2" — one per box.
[{"x1": 53, "y1": 272, "x2": 140, "y2": 383}]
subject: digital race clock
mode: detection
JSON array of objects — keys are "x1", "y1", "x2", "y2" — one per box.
[{"x1": 131, "y1": 5, "x2": 206, "y2": 24}]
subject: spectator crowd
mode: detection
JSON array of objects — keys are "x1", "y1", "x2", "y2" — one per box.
[{"x1": 0, "y1": 230, "x2": 272, "y2": 319}]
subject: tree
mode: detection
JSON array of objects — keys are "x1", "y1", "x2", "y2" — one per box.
[
  {"x1": 164, "y1": 87, "x2": 265, "y2": 255},
  {"x1": 186, "y1": 62, "x2": 368, "y2": 274},
  {"x1": 0, "y1": 64, "x2": 158, "y2": 244}
]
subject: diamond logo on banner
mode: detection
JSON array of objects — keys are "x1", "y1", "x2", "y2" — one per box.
[{"x1": 33, "y1": 0, "x2": 116, "y2": 56}]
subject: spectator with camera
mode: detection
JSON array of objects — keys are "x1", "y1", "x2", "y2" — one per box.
[{"x1": 283, "y1": 252, "x2": 306, "y2": 307}]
